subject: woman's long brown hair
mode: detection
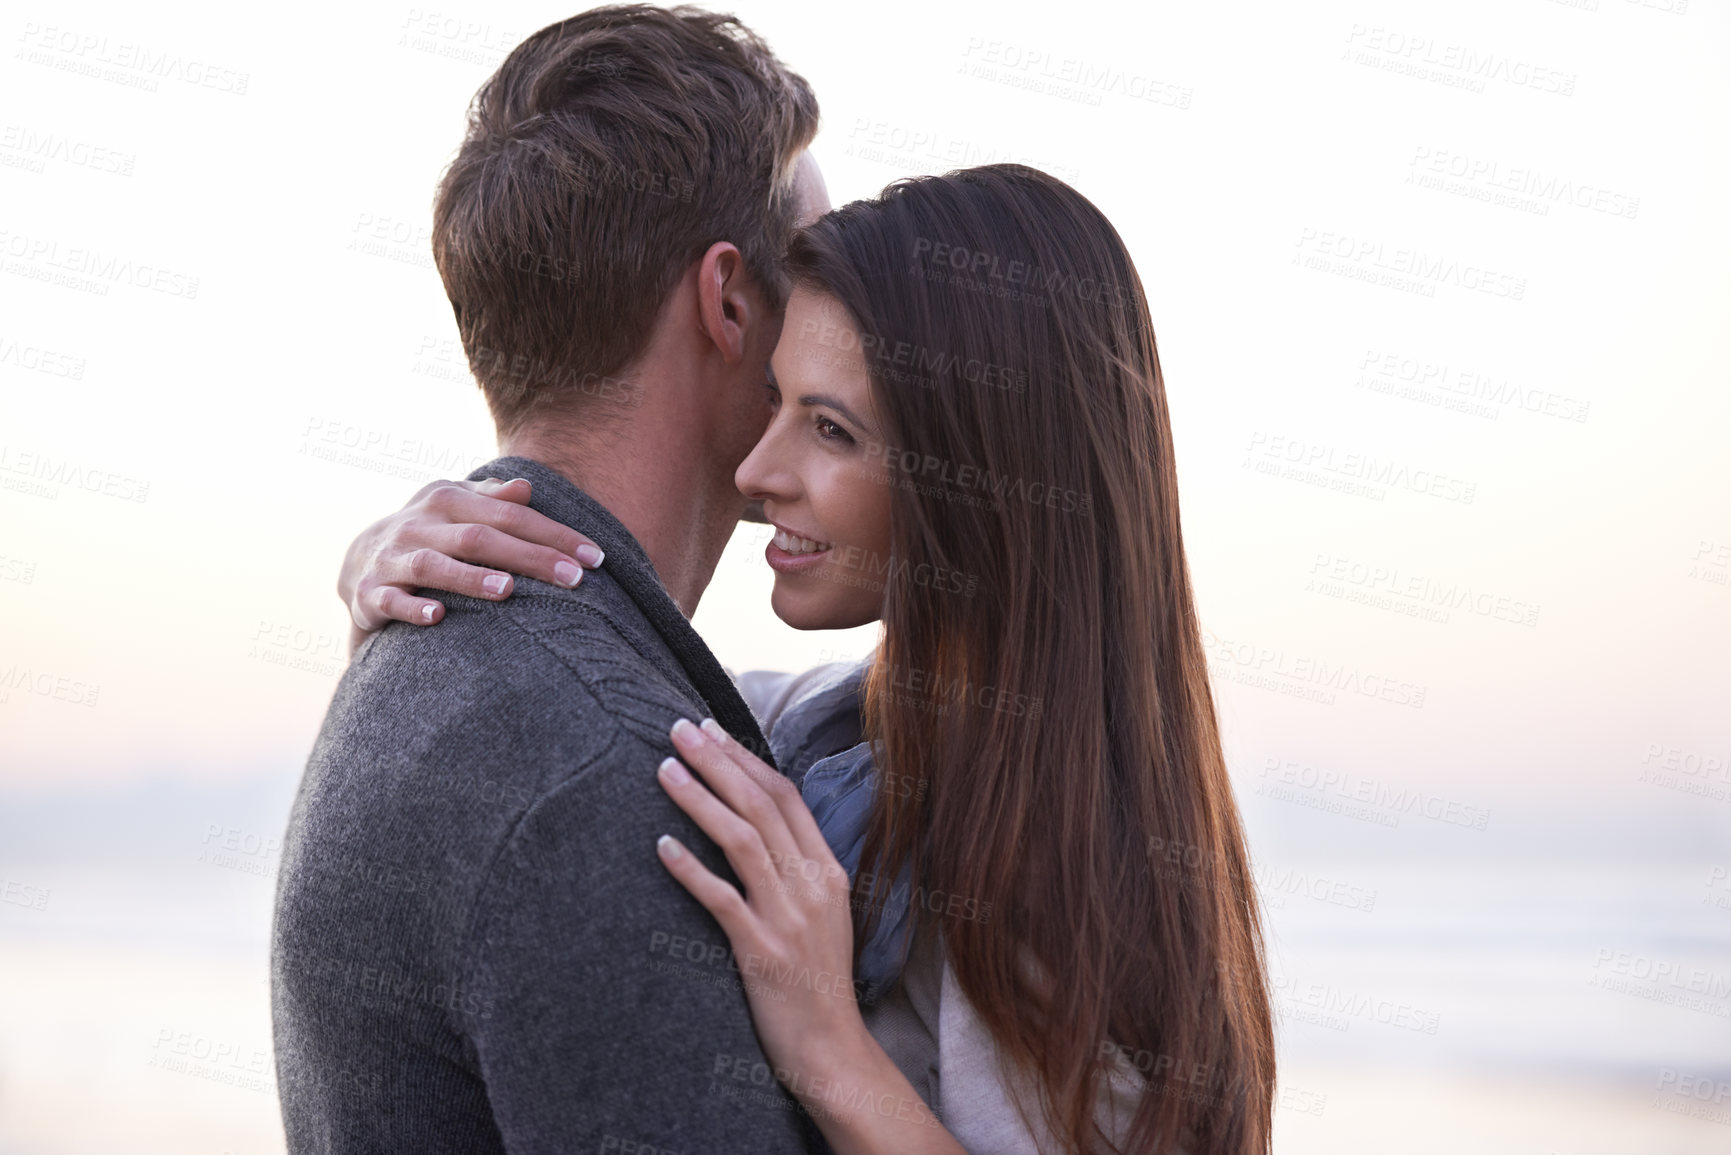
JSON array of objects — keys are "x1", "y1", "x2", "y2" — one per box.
[{"x1": 785, "y1": 165, "x2": 1274, "y2": 1155}]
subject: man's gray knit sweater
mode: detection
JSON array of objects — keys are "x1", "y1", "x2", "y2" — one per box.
[{"x1": 271, "y1": 456, "x2": 819, "y2": 1154}]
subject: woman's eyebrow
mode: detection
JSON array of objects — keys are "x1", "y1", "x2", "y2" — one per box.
[{"x1": 799, "y1": 393, "x2": 878, "y2": 437}]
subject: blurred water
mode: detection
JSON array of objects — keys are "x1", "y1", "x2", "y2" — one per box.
[{"x1": 1, "y1": 775, "x2": 1728, "y2": 1153}]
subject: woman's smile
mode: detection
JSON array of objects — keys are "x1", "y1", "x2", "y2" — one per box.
[{"x1": 766, "y1": 523, "x2": 835, "y2": 572}]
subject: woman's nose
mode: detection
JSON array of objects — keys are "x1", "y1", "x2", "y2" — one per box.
[{"x1": 735, "y1": 422, "x2": 785, "y2": 502}]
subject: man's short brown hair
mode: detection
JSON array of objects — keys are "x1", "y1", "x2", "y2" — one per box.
[{"x1": 431, "y1": 5, "x2": 819, "y2": 434}]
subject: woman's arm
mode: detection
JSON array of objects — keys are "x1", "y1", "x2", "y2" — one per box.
[
  {"x1": 655, "y1": 718, "x2": 967, "y2": 1155},
  {"x1": 337, "y1": 477, "x2": 604, "y2": 652}
]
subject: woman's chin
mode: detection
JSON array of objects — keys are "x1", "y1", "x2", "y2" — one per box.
[
  {"x1": 769, "y1": 582, "x2": 839, "y2": 631},
  {"x1": 769, "y1": 578, "x2": 881, "y2": 632}
]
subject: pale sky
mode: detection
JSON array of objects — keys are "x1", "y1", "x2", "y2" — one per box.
[{"x1": 1, "y1": 0, "x2": 1726, "y2": 820}]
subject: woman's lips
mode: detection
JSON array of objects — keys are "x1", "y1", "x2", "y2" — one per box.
[{"x1": 766, "y1": 525, "x2": 833, "y2": 575}]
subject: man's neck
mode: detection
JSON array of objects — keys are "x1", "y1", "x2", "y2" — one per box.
[{"x1": 500, "y1": 419, "x2": 741, "y2": 618}]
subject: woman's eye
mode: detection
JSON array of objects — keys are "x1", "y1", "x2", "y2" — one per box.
[{"x1": 815, "y1": 416, "x2": 854, "y2": 445}]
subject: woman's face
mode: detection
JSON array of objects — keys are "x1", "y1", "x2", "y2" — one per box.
[{"x1": 735, "y1": 286, "x2": 893, "y2": 631}]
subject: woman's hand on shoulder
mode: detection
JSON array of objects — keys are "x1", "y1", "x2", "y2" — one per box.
[
  {"x1": 652, "y1": 719, "x2": 965, "y2": 1155},
  {"x1": 653, "y1": 718, "x2": 868, "y2": 1071},
  {"x1": 339, "y1": 477, "x2": 604, "y2": 648}
]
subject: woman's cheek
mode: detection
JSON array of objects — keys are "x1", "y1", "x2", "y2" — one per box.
[{"x1": 833, "y1": 455, "x2": 893, "y2": 561}]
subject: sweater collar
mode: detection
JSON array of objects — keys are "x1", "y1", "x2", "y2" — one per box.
[{"x1": 469, "y1": 456, "x2": 775, "y2": 770}]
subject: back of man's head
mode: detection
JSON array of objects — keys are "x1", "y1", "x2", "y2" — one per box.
[{"x1": 432, "y1": 5, "x2": 819, "y2": 436}]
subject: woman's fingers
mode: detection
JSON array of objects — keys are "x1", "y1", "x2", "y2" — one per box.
[
  {"x1": 677, "y1": 718, "x2": 837, "y2": 867},
  {"x1": 654, "y1": 732, "x2": 867, "y2": 1083},
  {"x1": 387, "y1": 543, "x2": 517, "y2": 601},
  {"x1": 425, "y1": 480, "x2": 605, "y2": 572},
  {"x1": 338, "y1": 476, "x2": 606, "y2": 641},
  {"x1": 420, "y1": 526, "x2": 585, "y2": 595},
  {"x1": 668, "y1": 720, "x2": 848, "y2": 910},
  {"x1": 670, "y1": 719, "x2": 805, "y2": 860},
  {"x1": 356, "y1": 584, "x2": 447, "y2": 630},
  {"x1": 374, "y1": 481, "x2": 609, "y2": 603},
  {"x1": 655, "y1": 834, "x2": 755, "y2": 941},
  {"x1": 464, "y1": 476, "x2": 534, "y2": 504},
  {"x1": 656, "y1": 756, "x2": 781, "y2": 902}
]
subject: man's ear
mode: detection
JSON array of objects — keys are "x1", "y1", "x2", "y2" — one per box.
[{"x1": 694, "y1": 241, "x2": 757, "y2": 366}]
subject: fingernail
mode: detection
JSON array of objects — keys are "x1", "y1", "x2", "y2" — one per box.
[
  {"x1": 576, "y1": 544, "x2": 605, "y2": 568},
  {"x1": 421, "y1": 605, "x2": 436, "y2": 623},
  {"x1": 509, "y1": 477, "x2": 530, "y2": 487},
  {"x1": 657, "y1": 834, "x2": 684, "y2": 861},
  {"x1": 554, "y1": 561, "x2": 582, "y2": 587},
  {"x1": 482, "y1": 574, "x2": 510, "y2": 596},
  {"x1": 671, "y1": 718, "x2": 705, "y2": 744},
  {"x1": 658, "y1": 757, "x2": 691, "y2": 786},
  {"x1": 699, "y1": 718, "x2": 726, "y2": 742}
]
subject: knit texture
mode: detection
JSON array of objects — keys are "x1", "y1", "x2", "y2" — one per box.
[{"x1": 271, "y1": 457, "x2": 820, "y2": 1153}]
